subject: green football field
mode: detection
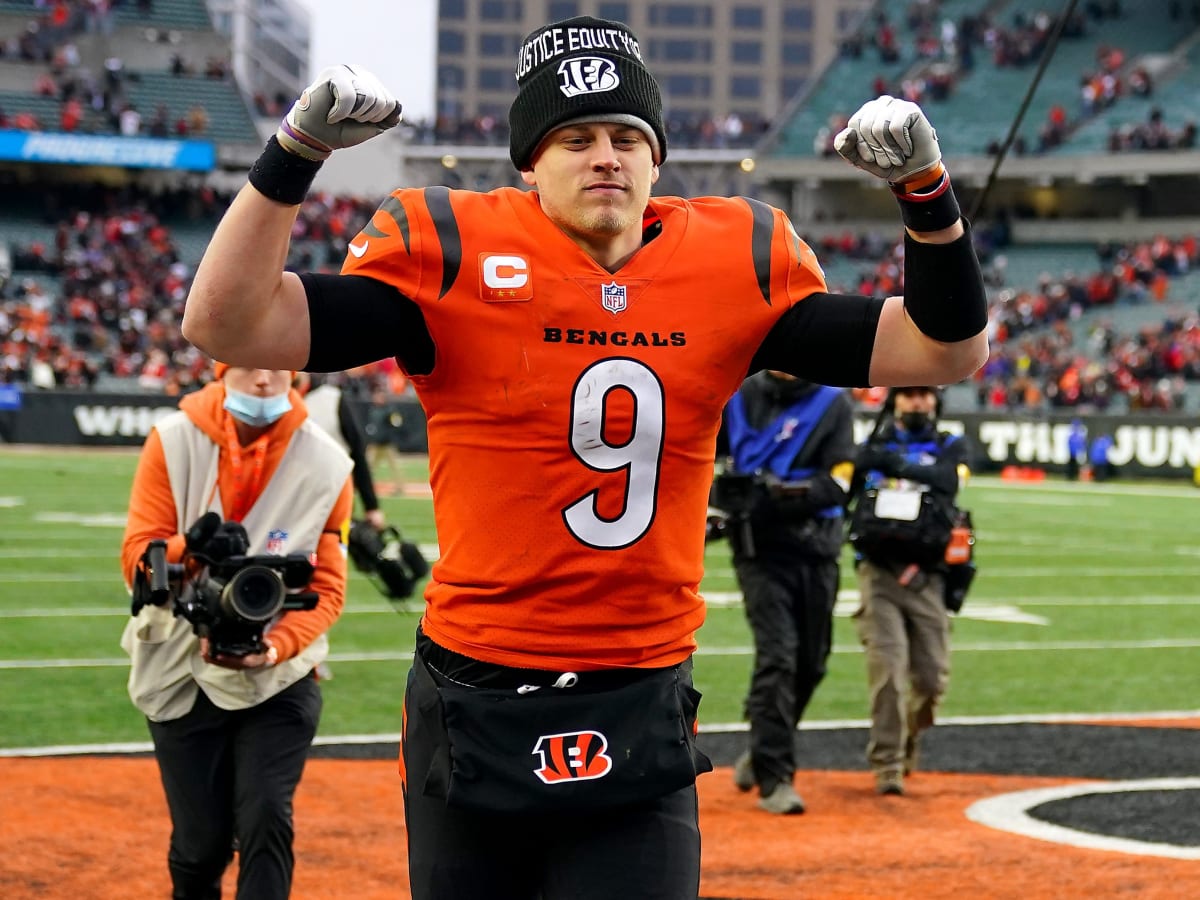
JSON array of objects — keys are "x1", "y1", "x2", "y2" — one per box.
[{"x1": 1, "y1": 446, "x2": 1197, "y2": 752}]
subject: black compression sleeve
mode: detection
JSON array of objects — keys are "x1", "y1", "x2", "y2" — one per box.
[
  {"x1": 749, "y1": 292, "x2": 884, "y2": 387},
  {"x1": 300, "y1": 273, "x2": 435, "y2": 375},
  {"x1": 902, "y1": 222, "x2": 988, "y2": 343}
]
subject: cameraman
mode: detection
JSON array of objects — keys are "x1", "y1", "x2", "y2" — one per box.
[
  {"x1": 714, "y1": 371, "x2": 854, "y2": 814},
  {"x1": 119, "y1": 363, "x2": 353, "y2": 899},
  {"x1": 848, "y1": 386, "x2": 969, "y2": 797},
  {"x1": 293, "y1": 371, "x2": 386, "y2": 531}
]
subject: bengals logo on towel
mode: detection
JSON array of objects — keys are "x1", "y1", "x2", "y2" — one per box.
[{"x1": 532, "y1": 730, "x2": 613, "y2": 784}]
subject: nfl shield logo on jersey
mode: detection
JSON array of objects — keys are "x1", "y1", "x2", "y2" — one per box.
[
  {"x1": 265, "y1": 529, "x2": 287, "y2": 553},
  {"x1": 601, "y1": 281, "x2": 627, "y2": 314}
]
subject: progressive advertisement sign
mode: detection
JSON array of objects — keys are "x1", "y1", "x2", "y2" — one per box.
[{"x1": 0, "y1": 129, "x2": 216, "y2": 171}]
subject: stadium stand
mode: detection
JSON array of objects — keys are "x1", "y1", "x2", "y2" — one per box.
[
  {"x1": 0, "y1": 0, "x2": 258, "y2": 146},
  {"x1": 962, "y1": 0, "x2": 1194, "y2": 155},
  {"x1": 748, "y1": 0, "x2": 1200, "y2": 415},
  {"x1": 763, "y1": 1, "x2": 1200, "y2": 159},
  {"x1": 0, "y1": 0, "x2": 1197, "y2": 418},
  {"x1": 768, "y1": 0, "x2": 923, "y2": 159},
  {"x1": 0, "y1": 0, "x2": 211, "y2": 30},
  {"x1": 1064, "y1": 38, "x2": 1200, "y2": 154},
  {"x1": 119, "y1": 70, "x2": 257, "y2": 142}
]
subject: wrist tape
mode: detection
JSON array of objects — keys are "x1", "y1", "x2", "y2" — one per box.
[
  {"x1": 902, "y1": 222, "x2": 988, "y2": 343},
  {"x1": 277, "y1": 118, "x2": 333, "y2": 161},
  {"x1": 248, "y1": 136, "x2": 323, "y2": 206},
  {"x1": 890, "y1": 163, "x2": 962, "y2": 233}
]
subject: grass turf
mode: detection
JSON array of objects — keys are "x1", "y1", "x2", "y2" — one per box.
[{"x1": 1, "y1": 447, "x2": 1198, "y2": 750}]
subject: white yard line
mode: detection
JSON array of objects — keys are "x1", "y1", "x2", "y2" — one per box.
[
  {"x1": 4, "y1": 593, "x2": 1198, "y2": 621},
  {"x1": 0, "y1": 605, "x2": 422, "y2": 618},
  {"x1": 4, "y1": 637, "x2": 1200, "y2": 671},
  {"x1": 969, "y1": 479, "x2": 1199, "y2": 500},
  {"x1": 4, "y1": 710, "x2": 1198, "y2": 759}
]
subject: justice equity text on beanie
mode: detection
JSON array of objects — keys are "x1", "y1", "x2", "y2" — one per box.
[{"x1": 508, "y1": 16, "x2": 668, "y2": 169}]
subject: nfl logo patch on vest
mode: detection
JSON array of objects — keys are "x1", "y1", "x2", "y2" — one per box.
[{"x1": 601, "y1": 281, "x2": 627, "y2": 314}]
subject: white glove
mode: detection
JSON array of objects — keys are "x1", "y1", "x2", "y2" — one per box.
[
  {"x1": 834, "y1": 96, "x2": 942, "y2": 184},
  {"x1": 277, "y1": 65, "x2": 402, "y2": 161}
]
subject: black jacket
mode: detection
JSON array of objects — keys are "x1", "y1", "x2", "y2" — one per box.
[
  {"x1": 716, "y1": 374, "x2": 854, "y2": 561},
  {"x1": 849, "y1": 418, "x2": 969, "y2": 566}
]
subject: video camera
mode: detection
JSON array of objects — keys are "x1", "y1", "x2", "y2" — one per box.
[
  {"x1": 708, "y1": 470, "x2": 811, "y2": 556},
  {"x1": 346, "y1": 520, "x2": 428, "y2": 606},
  {"x1": 710, "y1": 472, "x2": 766, "y2": 518},
  {"x1": 132, "y1": 512, "x2": 318, "y2": 657}
]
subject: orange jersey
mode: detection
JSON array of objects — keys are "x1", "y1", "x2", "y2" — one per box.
[{"x1": 343, "y1": 187, "x2": 826, "y2": 669}]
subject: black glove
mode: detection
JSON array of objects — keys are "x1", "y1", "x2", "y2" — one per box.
[
  {"x1": 712, "y1": 472, "x2": 770, "y2": 517},
  {"x1": 185, "y1": 512, "x2": 249, "y2": 560}
]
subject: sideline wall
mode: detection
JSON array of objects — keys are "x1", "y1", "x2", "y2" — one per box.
[
  {"x1": 0, "y1": 391, "x2": 430, "y2": 452},
  {"x1": 2, "y1": 391, "x2": 1198, "y2": 479}
]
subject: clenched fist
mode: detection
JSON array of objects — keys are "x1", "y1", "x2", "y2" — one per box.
[
  {"x1": 834, "y1": 96, "x2": 942, "y2": 185},
  {"x1": 277, "y1": 65, "x2": 402, "y2": 161}
]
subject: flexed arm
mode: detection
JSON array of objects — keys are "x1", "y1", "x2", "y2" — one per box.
[
  {"x1": 834, "y1": 96, "x2": 989, "y2": 387},
  {"x1": 183, "y1": 66, "x2": 401, "y2": 369}
]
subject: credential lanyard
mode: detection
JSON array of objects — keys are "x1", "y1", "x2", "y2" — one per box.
[{"x1": 221, "y1": 415, "x2": 270, "y2": 523}]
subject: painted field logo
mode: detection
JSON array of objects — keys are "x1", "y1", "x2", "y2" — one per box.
[
  {"x1": 533, "y1": 730, "x2": 613, "y2": 784},
  {"x1": 601, "y1": 281, "x2": 627, "y2": 314}
]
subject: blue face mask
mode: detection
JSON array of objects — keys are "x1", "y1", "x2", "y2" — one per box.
[{"x1": 223, "y1": 387, "x2": 292, "y2": 427}]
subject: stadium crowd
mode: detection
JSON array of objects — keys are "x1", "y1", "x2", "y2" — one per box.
[
  {"x1": 0, "y1": 0, "x2": 228, "y2": 138},
  {"x1": 0, "y1": 184, "x2": 407, "y2": 399},
  {"x1": 1, "y1": 181, "x2": 1197, "y2": 416},
  {"x1": 3, "y1": 1, "x2": 766, "y2": 152},
  {"x1": 1, "y1": 0, "x2": 1197, "y2": 414},
  {"x1": 1106, "y1": 107, "x2": 1198, "y2": 153},
  {"x1": 828, "y1": 1, "x2": 1199, "y2": 159},
  {"x1": 806, "y1": 226, "x2": 1200, "y2": 412},
  {"x1": 7, "y1": 0, "x2": 1194, "y2": 161}
]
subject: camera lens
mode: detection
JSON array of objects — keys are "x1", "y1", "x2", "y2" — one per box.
[{"x1": 221, "y1": 566, "x2": 286, "y2": 621}]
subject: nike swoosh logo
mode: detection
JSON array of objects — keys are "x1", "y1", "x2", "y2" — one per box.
[{"x1": 348, "y1": 239, "x2": 368, "y2": 258}]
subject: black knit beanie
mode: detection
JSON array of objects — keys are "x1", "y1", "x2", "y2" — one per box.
[{"x1": 509, "y1": 16, "x2": 668, "y2": 170}]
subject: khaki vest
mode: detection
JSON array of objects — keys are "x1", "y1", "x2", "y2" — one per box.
[
  {"x1": 121, "y1": 412, "x2": 352, "y2": 722},
  {"x1": 304, "y1": 385, "x2": 349, "y2": 454}
]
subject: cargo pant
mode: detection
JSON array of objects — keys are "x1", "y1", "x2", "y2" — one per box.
[{"x1": 852, "y1": 559, "x2": 950, "y2": 775}]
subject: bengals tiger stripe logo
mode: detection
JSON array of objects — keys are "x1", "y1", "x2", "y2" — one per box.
[{"x1": 532, "y1": 730, "x2": 613, "y2": 784}]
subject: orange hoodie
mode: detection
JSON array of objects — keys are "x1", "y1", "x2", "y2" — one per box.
[{"x1": 121, "y1": 381, "x2": 353, "y2": 661}]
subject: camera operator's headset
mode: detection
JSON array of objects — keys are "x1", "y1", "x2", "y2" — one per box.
[
  {"x1": 880, "y1": 385, "x2": 942, "y2": 420},
  {"x1": 851, "y1": 386, "x2": 942, "y2": 484}
]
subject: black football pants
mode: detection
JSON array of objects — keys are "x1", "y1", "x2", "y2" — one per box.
[
  {"x1": 147, "y1": 675, "x2": 321, "y2": 900},
  {"x1": 735, "y1": 556, "x2": 838, "y2": 794},
  {"x1": 401, "y1": 645, "x2": 702, "y2": 900}
]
